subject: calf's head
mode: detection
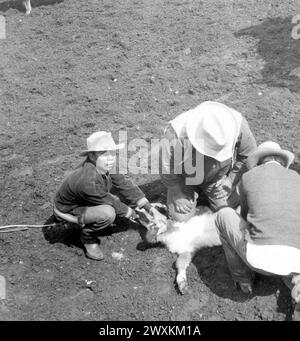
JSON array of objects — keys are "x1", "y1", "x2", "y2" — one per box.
[{"x1": 135, "y1": 203, "x2": 168, "y2": 244}]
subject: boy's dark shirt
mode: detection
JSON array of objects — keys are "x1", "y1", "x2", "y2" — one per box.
[{"x1": 54, "y1": 160, "x2": 145, "y2": 217}]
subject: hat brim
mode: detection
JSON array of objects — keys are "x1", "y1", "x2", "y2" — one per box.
[
  {"x1": 79, "y1": 143, "x2": 125, "y2": 157},
  {"x1": 247, "y1": 148, "x2": 294, "y2": 169}
]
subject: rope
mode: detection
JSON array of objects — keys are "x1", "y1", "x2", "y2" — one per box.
[
  {"x1": 0, "y1": 203, "x2": 167, "y2": 233},
  {"x1": 0, "y1": 223, "x2": 56, "y2": 233}
]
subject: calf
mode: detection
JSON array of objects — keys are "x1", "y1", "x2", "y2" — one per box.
[
  {"x1": 137, "y1": 205, "x2": 221, "y2": 294},
  {"x1": 23, "y1": 0, "x2": 31, "y2": 14}
]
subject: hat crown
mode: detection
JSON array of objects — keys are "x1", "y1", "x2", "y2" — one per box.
[
  {"x1": 201, "y1": 112, "x2": 230, "y2": 150},
  {"x1": 87, "y1": 131, "x2": 113, "y2": 150},
  {"x1": 247, "y1": 140, "x2": 295, "y2": 170},
  {"x1": 257, "y1": 141, "x2": 281, "y2": 151},
  {"x1": 79, "y1": 131, "x2": 124, "y2": 156},
  {"x1": 185, "y1": 101, "x2": 242, "y2": 161}
]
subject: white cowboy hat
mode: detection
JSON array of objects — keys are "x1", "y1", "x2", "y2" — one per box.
[
  {"x1": 185, "y1": 101, "x2": 242, "y2": 162},
  {"x1": 79, "y1": 131, "x2": 124, "y2": 157},
  {"x1": 247, "y1": 141, "x2": 294, "y2": 169}
]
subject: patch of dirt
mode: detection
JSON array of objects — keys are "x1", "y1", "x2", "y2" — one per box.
[{"x1": 0, "y1": 0, "x2": 300, "y2": 321}]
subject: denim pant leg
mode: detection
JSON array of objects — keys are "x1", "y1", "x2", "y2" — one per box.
[
  {"x1": 80, "y1": 205, "x2": 116, "y2": 244},
  {"x1": 215, "y1": 207, "x2": 255, "y2": 284}
]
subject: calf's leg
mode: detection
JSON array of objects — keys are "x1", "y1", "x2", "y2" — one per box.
[{"x1": 176, "y1": 252, "x2": 192, "y2": 294}]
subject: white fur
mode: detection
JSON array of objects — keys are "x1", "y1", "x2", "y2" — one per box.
[
  {"x1": 154, "y1": 206, "x2": 221, "y2": 294},
  {"x1": 158, "y1": 212, "x2": 220, "y2": 254}
]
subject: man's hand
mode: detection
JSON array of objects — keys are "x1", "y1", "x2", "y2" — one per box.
[
  {"x1": 170, "y1": 189, "x2": 198, "y2": 214},
  {"x1": 212, "y1": 177, "x2": 233, "y2": 200}
]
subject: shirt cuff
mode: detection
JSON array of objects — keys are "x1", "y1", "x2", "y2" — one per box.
[{"x1": 136, "y1": 197, "x2": 149, "y2": 209}]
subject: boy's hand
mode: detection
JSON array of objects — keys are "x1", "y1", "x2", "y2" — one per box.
[
  {"x1": 126, "y1": 207, "x2": 138, "y2": 221},
  {"x1": 129, "y1": 208, "x2": 138, "y2": 220},
  {"x1": 131, "y1": 210, "x2": 138, "y2": 220}
]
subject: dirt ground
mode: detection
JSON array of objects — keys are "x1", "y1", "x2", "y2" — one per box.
[{"x1": 0, "y1": 0, "x2": 300, "y2": 321}]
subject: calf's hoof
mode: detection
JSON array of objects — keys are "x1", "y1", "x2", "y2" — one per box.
[
  {"x1": 177, "y1": 278, "x2": 189, "y2": 295},
  {"x1": 291, "y1": 282, "x2": 300, "y2": 303},
  {"x1": 293, "y1": 302, "x2": 300, "y2": 321}
]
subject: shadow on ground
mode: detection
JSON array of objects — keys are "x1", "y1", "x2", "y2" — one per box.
[
  {"x1": 235, "y1": 16, "x2": 300, "y2": 92},
  {"x1": 193, "y1": 246, "x2": 294, "y2": 320},
  {"x1": 42, "y1": 215, "x2": 82, "y2": 247},
  {"x1": 0, "y1": 0, "x2": 64, "y2": 13}
]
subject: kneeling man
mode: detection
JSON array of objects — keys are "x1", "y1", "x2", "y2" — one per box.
[{"x1": 215, "y1": 141, "x2": 300, "y2": 320}]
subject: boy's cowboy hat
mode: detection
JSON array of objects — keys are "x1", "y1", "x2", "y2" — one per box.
[
  {"x1": 185, "y1": 101, "x2": 242, "y2": 162},
  {"x1": 247, "y1": 141, "x2": 294, "y2": 169},
  {"x1": 79, "y1": 131, "x2": 124, "y2": 157}
]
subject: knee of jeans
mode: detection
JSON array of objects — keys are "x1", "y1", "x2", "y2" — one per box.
[
  {"x1": 215, "y1": 207, "x2": 236, "y2": 229},
  {"x1": 95, "y1": 206, "x2": 116, "y2": 224}
]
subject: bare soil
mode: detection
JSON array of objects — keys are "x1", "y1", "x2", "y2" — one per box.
[{"x1": 0, "y1": 0, "x2": 300, "y2": 321}]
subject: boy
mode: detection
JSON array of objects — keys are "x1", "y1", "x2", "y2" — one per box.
[{"x1": 54, "y1": 131, "x2": 165, "y2": 260}]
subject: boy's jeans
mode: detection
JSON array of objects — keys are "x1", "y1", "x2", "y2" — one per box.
[{"x1": 69, "y1": 204, "x2": 117, "y2": 244}]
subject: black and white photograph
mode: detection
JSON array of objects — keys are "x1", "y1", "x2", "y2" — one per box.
[{"x1": 0, "y1": 0, "x2": 300, "y2": 325}]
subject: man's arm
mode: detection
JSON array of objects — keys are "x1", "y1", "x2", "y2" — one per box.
[
  {"x1": 111, "y1": 175, "x2": 167, "y2": 225},
  {"x1": 239, "y1": 179, "x2": 248, "y2": 220},
  {"x1": 159, "y1": 124, "x2": 184, "y2": 189},
  {"x1": 227, "y1": 118, "x2": 257, "y2": 187},
  {"x1": 110, "y1": 174, "x2": 147, "y2": 208}
]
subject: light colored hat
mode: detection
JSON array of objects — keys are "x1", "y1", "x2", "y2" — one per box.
[
  {"x1": 247, "y1": 141, "x2": 294, "y2": 169},
  {"x1": 185, "y1": 101, "x2": 242, "y2": 162},
  {"x1": 79, "y1": 131, "x2": 124, "y2": 157}
]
